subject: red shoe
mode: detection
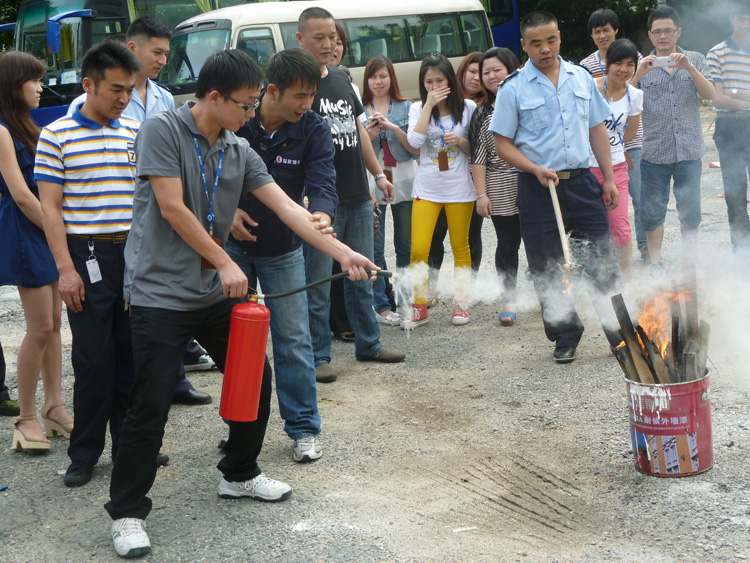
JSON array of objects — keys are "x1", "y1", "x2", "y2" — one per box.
[
  {"x1": 451, "y1": 302, "x2": 470, "y2": 326},
  {"x1": 401, "y1": 304, "x2": 429, "y2": 329}
]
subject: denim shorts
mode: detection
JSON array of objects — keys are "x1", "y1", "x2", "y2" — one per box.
[{"x1": 640, "y1": 158, "x2": 702, "y2": 231}]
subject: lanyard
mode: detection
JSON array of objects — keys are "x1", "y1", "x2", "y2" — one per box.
[
  {"x1": 596, "y1": 52, "x2": 606, "y2": 77},
  {"x1": 433, "y1": 114, "x2": 455, "y2": 147},
  {"x1": 603, "y1": 77, "x2": 631, "y2": 147},
  {"x1": 370, "y1": 99, "x2": 392, "y2": 144},
  {"x1": 192, "y1": 134, "x2": 224, "y2": 236}
]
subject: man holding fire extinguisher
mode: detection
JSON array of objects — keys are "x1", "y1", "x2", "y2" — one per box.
[{"x1": 104, "y1": 49, "x2": 379, "y2": 558}]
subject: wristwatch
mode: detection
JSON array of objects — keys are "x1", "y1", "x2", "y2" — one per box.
[
  {"x1": 731, "y1": 88, "x2": 738, "y2": 98},
  {"x1": 374, "y1": 173, "x2": 387, "y2": 181}
]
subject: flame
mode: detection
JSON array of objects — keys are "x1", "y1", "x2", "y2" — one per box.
[
  {"x1": 562, "y1": 277, "x2": 574, "y2": 294},
  {"x1": 637, "y1": 290, "x2": 692, "y2": 358},
  {"x1": 616, "y1": 340, "x2": 626, "y2": 350}
]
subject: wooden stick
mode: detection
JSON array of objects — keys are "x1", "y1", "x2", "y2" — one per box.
[
  {"x1": 548, "y1": 178, "x2": 574, "y2": 267},
  {"x1": 684, "y1": 352, "x2": 699, "y2": 382},
  {"x1": 611, "y1": 294, "x2": 656, "y2": 384},
  {"x1": 636, "y1": 325, "x2": 671, "y2": 385},
  {"x1": 620, "y1": 346, "x2": 640, "y2": 383},
  {"x1": 612, "y1": 346, "x2": 634, "y2": 380},
  {"x1": 698, "y1": 320, "x2": 710, "y2": 380}
]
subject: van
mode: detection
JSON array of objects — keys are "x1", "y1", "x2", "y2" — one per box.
[{"x1": 160, "y1": 0, "x2": 493, "y2": 104}]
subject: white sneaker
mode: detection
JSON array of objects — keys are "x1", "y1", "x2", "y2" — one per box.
[
  {"x1": 293, "y1": 435, "x2": 322, "y2": 462},
  {"x1": 111, "y1": 518, "x2": 151, "y2": 558},
  {"x1": 183, "y1": 354, "x2": 216, "y2": 372},
  {"x1": 374, "y1": 307, "x2": 403, "y2": 326},
  {"x1": 218, "y1": 473, "x2": 292, "y2": 502}
]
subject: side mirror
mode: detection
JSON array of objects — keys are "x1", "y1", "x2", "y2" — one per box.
[{"x1": 46, "y1": 9, "x2": 93, "y2": 56}]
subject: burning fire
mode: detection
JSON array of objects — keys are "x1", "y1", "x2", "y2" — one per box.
[{"x1": 638, "y1": 291, "x2": 693, "y2": 359}]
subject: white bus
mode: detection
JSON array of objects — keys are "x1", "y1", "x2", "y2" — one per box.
[{"x1": 160, "y1": 0, "x2": 493, "y2": 104}]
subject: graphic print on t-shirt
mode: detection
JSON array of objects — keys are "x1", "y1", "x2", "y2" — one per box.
[
  {"x1": 317, "y1": 97, "x2": 359, "y2": 151},
  {"x1": 603, "y1": 111, "x2": 627, "y2": 147},
  {"x1": 427, "y1": 135, "x2": 459, "y2": 166}
]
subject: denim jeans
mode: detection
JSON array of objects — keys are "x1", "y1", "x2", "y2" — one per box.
[
  {"x1": 714, "y1": 117, "x2": 750, "y2": 251},
  {"x1": 305, "y1": 200, "x2": 382, "y2": 363},
  {"x1": 372, "y1": 200, "x2": 412, "y2": 313},
  {"x1": 641, "y1": 158, "x2": 702, "y2": 232},
  {"x1": 627, "y1": 148, "x2": 647, "y2": 251},
  {"x1": 226, "y1": 243, "x2": 320, "y2": 439}
]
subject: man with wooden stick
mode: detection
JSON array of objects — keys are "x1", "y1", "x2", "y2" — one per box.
[{"x1": 490, "y1": 10, "x2": 622, "y2": 364}]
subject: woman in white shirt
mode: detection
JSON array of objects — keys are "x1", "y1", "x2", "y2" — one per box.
[
  {"x1": 403, "y1": 54, "x2": 476, "y2": 328},
  {"x1": 589, "y1": 39, "x2": 644, "y2": 283}
]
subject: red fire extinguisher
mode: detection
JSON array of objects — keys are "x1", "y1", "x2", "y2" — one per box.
[{"x1": 219, "y1": 296, "x2": 270, "y2": 422}]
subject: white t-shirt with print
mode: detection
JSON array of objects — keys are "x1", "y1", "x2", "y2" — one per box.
[{"x1": 590, "y1": 85, "x2": 644, "y2": 166}]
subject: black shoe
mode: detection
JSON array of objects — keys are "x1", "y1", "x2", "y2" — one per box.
[
  {"x1": 333, "y1": 332, "x2": 356, "y2": 343},
  {"x1": 553, "y1": 346, "x2": 576, "y2": 364},
  {"x1": 156, "y1": 452, "x2": 169, "y2": 467},
  {"x1": 218, "y1": 435, "x2": 229, "y2": 450},
  {"x1": 172, "y1": 389, "x2": 212, "y2": 405},
  {"x1": 64, "y1": 461, "x2": 94, "y2": 487},
  {"x1": 0, "y1": 399, "x2": 20, "y2": 416}
]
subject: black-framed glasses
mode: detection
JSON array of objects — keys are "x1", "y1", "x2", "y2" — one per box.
[
  {"x1": 649, "y1": 28, "x2": 678, "y2": 37},
  {"x1": 219, "y1": 91, "x2": 260, "y2": 112}
]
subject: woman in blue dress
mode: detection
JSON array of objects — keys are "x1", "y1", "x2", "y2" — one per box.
[{"x1": 0, "y1": 52, "x2": 73, "y2": 452}]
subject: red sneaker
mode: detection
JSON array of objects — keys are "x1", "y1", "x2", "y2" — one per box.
[
  {"x1": 451, "y1": 302, "x2": 470, "y2": 326},
  {"x1": 401, "y1": 304, "x2": 429, "y2": 329}
]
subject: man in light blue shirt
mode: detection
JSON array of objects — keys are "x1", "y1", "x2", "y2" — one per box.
[
  {"x1": 490, "y1": 10, "x2": 622, "y2": 364},
  {"x1": 66, "y1": 19, "x2": 213, "y2": 404}
]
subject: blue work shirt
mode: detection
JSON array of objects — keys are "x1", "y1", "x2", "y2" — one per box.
[
  {"x1": 490, "y1": 57, "x2": 611, "y2": 171},
  {"x1": 231, "y1": 94, "x2": 338, "y2": 258},
  {"x1": 65, "y1": 79, "x2": 175, "y2": 121}
]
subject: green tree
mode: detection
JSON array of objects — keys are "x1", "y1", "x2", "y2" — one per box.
[{"x1": 1, "y1": 0, "x2": 24, "y2": 51}]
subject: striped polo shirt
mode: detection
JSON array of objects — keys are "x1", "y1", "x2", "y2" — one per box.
[
  {"x1": 34, "y1": 108, "x2": 139, "y2": 234},
  {"x1": 707, "y1": 35, "x2": 750, "y2": 114}
]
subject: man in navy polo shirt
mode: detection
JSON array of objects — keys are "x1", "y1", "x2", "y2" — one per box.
[{"x1": 227, "y1": 48, "x2": 337, "y2": 463}]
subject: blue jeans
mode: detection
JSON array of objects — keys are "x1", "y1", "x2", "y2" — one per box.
[
  {"x1": 641, "y1": 158, "x2": 702, "y2": 232},
  {"x1": 373, "y1": 200, "x2": 412, "y2": 312},
  {"x1": 226, "y1": 243, "x2": 320, "y2": 439},
  {"x1": 627, "y1": 148, "x2": 647, "y2": 252},
  {"x1": 304, "y1": 200, "x2": 382, "y2": 363}
]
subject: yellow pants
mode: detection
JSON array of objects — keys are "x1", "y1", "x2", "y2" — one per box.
[{"x1": 410, "y1": 199, "x2": 474, "y2": 305}]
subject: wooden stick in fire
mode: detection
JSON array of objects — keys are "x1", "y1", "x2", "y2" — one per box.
[
  {"x1": 611, "y1": 294, "x2": 656, "y2": 384},
  {"x1": 547, "y1": 178, "x2": 575, "y2": 272}
]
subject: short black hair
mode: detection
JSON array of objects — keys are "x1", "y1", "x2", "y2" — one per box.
[
  {"x1": 587, "y1": 9, "x2": 620, "y2": 35},
  {"x1": 648, "y1": 5, "x2": 681, "y2": 29},
  {"x1": 605, "y1": 38, "x2": 639, "y2": 69},
  {"x1": 520, "y1": 11, "x2": 558, "y2": 39},
  {"x1": 103, "y1": 33, "x2": 127, "y2": 46},
  {"x1": 298, "y1": 7, "x2": 334, "y2": 33},
  {"x1": 81, "y1": 40, "x2": 139, "y2": 84},
  {"x1": 265, "y1": 48, "x2": 320, "y2": 94},
  {"x1": 127, "y1": 17, "x2": 171, "y2": 41},
  {"x1": 196, "y1": 49, "x2": 265, "y2": 99}
]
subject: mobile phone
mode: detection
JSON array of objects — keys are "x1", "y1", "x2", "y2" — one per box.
[
  {"x1": 366, "y1": 115, "x2": 378, "y2": 126},
  {"x1": 650, "y1": 56, "x2": 673, "y2": 68}
]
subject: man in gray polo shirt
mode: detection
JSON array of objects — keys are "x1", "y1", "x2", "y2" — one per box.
[{"x1": 104, "y1": 50, "x2": 378, "y2": 559}]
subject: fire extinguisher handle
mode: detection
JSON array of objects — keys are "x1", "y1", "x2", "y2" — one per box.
[{"x1": 369, "y1": 269, "x2": 392, "y2": 278}]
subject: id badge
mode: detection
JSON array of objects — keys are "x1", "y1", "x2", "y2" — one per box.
[
  {"x1": 437, "y1": 149, "x2": 449, "y2": 172},
  {"x1": 86, "y1": 257, "x2": 102, "y2": 283},
  {"x1": 384, "y1": 169, "x2": 393, "y2": 184},
  {"x1": 201, "y1": 235, "x2": 222, "y2": 270}
]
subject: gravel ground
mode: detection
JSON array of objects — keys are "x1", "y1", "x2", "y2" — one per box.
[{"x1": 1, "y1": 110, "x2": 749, "y2": 562}]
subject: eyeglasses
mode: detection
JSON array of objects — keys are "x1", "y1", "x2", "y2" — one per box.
[
  {"x1": 219, "y1": 91, "x2": 260, "y2": 112},
  {"x1": 649, "y1": 28, "x2": 678, "y2": 37}
]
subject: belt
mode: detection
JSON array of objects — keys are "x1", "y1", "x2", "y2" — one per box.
[
  {"x1": 717, "y1": 111, "x2": 750, "y2": 119},
  {"x1": 68, "y1": 231, "x2": 129, "y2": 244},
  {"x1": 556, "y1": 168, "x2": 586, "y2": 180}
]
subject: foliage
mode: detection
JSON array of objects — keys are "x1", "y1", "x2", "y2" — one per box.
[{"x1": 0, "y1": 0, "x2": 23, "y2": 51}]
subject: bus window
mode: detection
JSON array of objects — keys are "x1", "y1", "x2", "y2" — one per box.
[
  {"x1": 459, "y1": 12, "x2": 490, "y2": 53},
  {"x1": 481, "y1": 0, "x2": 514, "y2": 27},
  {"x1": 161, "y1": 28, "x2": 230, "y2": 89},
  {"x1": 406, "y1": 14, "x2": 462, "y2": 59},
  {"x1": 129, "y1": 0, "x2": 215, "y2": 32},
  {"x1": 91, "y1": 19, "x2": 126, "y2": 47},
  {"x1": 279, "y1": 22, "x2": 298, "y2": 50},
  {"x1": 343, "y1": 17, "x2": 409, "y2": 66},
  {"x1": 236, "y1": 27, "x2": 276, "y2": 68}
]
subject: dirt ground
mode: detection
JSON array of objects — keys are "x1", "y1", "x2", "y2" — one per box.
[{"x1": 1, "y1": 110, "x2": 749, "y2": 562}]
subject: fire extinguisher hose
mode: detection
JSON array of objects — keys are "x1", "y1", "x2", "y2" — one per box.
[{"x1": 252, "y1": 269, "x2": 392, "y2": 301}]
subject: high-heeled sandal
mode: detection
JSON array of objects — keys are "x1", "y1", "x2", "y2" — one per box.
[
  {"x1": 12, "y1": 416, "x2": 51, "y2": 452},
  {"x1": 41, "y1": 404, "x2": 74, "y2": 439}
]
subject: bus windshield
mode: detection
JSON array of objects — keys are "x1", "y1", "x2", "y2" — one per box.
[
  {"x1": 127, "y1": 0, "x2": 216, "y2": 33},
  {"x1": 161, "y1": 28, "x2": 230, "y2": 95},
  {"x1": 15, "y1": 0, "x2": 85, "y2": 86}
]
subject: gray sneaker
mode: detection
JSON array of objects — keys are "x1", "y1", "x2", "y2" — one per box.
[
  {"x1": 648, "y1": 261, "x2": 665, "y2": 280},
  {"x1": 315, "y1": 364, "x2": 337, "y2": 383},
  {"x1": 218, "y1": 473, "x2": 292, "y2": 502},
  {"x1": 111, "y1": 518, "x2": 150, "y2": 558},
  {"x1": 293, "y1": 435, "x2": 322, "y2": 462},
  {"x1": 357, "y1": 347, "x2": 406, "y2": 363}
]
